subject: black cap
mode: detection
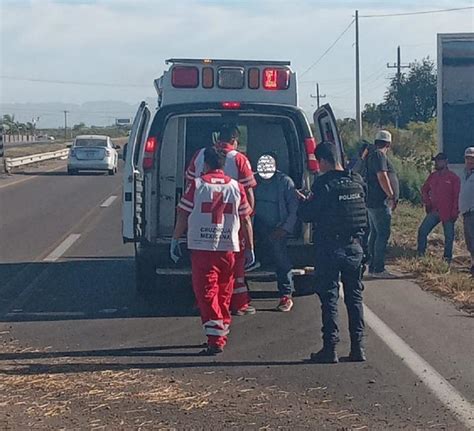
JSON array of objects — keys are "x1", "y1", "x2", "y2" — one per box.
[{"x1": 432, "y1": 152, "x2": 448, "y2": 161}]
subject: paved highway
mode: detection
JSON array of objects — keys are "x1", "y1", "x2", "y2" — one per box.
[{"x1": 0, "y1": 160, "x2": 472, "y2": 429}]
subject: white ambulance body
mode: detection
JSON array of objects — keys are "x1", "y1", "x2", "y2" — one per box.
[{"x1": 122, "y1": 58, "x2": 343, "y2": 294}]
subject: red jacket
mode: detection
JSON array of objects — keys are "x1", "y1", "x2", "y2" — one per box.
[{"x1": 421, "y1": 169, "x2": 461, "y2": 222}]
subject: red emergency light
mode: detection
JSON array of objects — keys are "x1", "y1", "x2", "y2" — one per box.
[
  {"x1": 172, "y1": 66, "x2": 199, "y2": 88},
  {"x1": 263, "y1": 68, "x2": 290, "y2": 90},
  {"x1": 143, "y1": 136, "x2": 159, "y2": 170},
  {"x1": 221, "y1": 101, "x2": 241, "y2": 109}
]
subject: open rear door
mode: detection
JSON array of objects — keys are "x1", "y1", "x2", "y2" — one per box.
[
  {"x1": 313, "y1": 104, "x2": 345, "y2": 165},
  {"x1": 122, "y1": 101, "x2": 151, "y2": 243}
]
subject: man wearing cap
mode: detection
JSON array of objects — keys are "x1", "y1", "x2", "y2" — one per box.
[
  {"x1": 460, "y1": 147, "x2": 474, "y2": 276},
  {"x1": 417, "y1": 153, "x2": 460, "y2": 263},
  {"x1": 365, "y1": 130, "x2": 399, "y2": 279}
]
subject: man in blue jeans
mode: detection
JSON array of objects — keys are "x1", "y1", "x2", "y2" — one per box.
[
  {"x1": 254, "y1": 153, "x2": 298, "y2": 312},
  {"x1": 417, "y1": 153, "x2": 460, "y2": 263},
  {"x1": 366, "y1": 130, "x2": 399, "y2": 279}
]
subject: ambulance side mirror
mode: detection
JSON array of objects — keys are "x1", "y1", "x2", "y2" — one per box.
[{"x1": 256, "y1": 154, "x2": 276, "y2": 180}]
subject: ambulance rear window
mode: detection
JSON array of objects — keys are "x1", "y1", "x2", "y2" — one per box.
[{"x1": 217, "y1": 67, "x2": 245, "y2": 89}]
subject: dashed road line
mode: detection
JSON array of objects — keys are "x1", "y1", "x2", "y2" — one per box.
[
  {"x1": 43, "y1": 234, "x2": 81, "y2": 262},
  {"x1": 100, "y1": 195, "x2": 117, "y2": 208}
]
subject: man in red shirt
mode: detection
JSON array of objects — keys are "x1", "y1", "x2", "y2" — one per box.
[
  {"x1": 186, "y1": 124, "x2": 257, "y2": 316},
  {"x1": 417, "y1": 153, "x2": 461, "y2": 263},
  {"x1": 171, "y1": 147, "x2": 254, "y2": 355}
]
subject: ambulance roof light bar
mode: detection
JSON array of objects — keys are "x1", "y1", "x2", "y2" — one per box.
[{"x1": 165, "y1": 58, "x2": 291, "y2": 67}]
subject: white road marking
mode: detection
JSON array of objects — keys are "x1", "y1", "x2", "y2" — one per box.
[
  {"x1": 363, "y1": 301, "x2": 474, "y2": 428},
  {"x1": 100, "y1": 195, "x2": 117, "y2": 208},
  {"x1": 339, "y1": 287, "x2": 474, "y2": 428},
  {"x1": 0, "y1": 164, "x2": 65, "y2": 190},
  {"x1": 43, "y1": 234, "x2": 81, "y2": 262}
]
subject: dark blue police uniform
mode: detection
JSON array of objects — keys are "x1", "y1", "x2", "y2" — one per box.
[{"x1": 298, "y1": 169, "x2": 368, "y2": 363}]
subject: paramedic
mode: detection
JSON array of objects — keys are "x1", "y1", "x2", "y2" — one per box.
[
  {"x1": 171, "y1": 147, "x2": 255, "y2": 355},
  {"x1": 186, "y1": 124, "x2": 257, "y2": 316}
]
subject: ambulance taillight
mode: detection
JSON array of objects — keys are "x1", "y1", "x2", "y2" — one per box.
[
  {"x1": 143, "y1": 136, "x2": 159, "y2": 170},
  {"x1": 172, "y1": 66, "x2": 199, "y2": 88},
  {"x1": 263, "y1": 68, "x2": 290, "y2": 90},
  {"x1": 305, "y1": 137, "x2": 319, "y2": 172}
]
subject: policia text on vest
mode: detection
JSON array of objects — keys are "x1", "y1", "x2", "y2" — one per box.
[{"x1": 298, "y1": 167, "x2": 368, "y2": 364}]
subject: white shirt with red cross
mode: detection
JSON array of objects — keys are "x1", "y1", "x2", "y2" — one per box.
[
  {"x1": 178, "y1": 170, "x2": 252, "y2": 252},
  {"x1": 186, "y1": 142, "x2": 257, "y2": 189}
]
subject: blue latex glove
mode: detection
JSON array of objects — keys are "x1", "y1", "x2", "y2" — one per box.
[
  {"x1": 244, "y1": 249, "x2": 256, "y2": 269},
  {"x1": 170, "y1": 239, "x2": 182, "y2": 263}
]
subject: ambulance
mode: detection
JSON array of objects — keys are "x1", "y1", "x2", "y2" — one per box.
[{"x1": 122, "y1": 58, "x2": 344, "y2": 294}]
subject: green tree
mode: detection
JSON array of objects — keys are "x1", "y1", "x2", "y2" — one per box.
[{"x1": 362, "y1": 58, "x2": 437, "y2": 128}]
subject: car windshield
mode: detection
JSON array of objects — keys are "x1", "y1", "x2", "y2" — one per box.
[{"x1": 75, "y1": 139, "x2": 107, "y2": 147}]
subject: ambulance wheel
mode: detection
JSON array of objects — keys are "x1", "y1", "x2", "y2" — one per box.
[{"x1": 135, "y1": 245, "x2": 156, "y2": 296}]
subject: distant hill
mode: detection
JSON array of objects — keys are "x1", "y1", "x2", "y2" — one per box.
[{"x1": 0, "y1": 99, "x2": 157, "y2": 128}]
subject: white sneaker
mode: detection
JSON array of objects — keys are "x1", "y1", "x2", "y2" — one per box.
[{"x1": 372, "y1": 270, "x2": 397, "y2": 279}]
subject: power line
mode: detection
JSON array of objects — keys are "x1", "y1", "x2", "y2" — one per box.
[
  {"x1": 0, "y1": 75, "x2": 149, "y2": 88},
  {"x1": 300, "y1": 18, "x2": 355, "y2": 77},
  {"x1": 359, "y1": 6, "x2": 474, "y2": 18}
]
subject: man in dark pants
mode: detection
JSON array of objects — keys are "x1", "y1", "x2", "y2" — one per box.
[{"x1": 298, "y1": 141, "x2": 368, "y2": 364}]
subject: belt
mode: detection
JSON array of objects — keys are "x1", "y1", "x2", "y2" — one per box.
[{"x1": 463, "y1": 209, "x2": 474, "y2": 216}]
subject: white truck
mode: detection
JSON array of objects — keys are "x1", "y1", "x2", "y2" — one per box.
[
  {"x1": 122, "y1": 58, "x2": 345, "y2": 294},
  {"x1": 437, "y1": 33, "x2": 474, "y2": 177}
]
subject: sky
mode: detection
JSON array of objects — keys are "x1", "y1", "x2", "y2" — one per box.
[{"x1": 1, "y1": 0, "x2": 473, "y2": 126}]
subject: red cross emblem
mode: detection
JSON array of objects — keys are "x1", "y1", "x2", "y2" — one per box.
[{"x1": 201, "y1": 192, "x2": 234, "y2": 224}]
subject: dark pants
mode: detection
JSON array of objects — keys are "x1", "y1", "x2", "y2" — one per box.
[
  {"x1": 417, "y1": 212, "x2": 455, "y2": 261},
  {"x1": 368, "y1": 205, "x2": 392, "y2": 272},
  {"x1": 255, "y1": 221, "x2": 294, "y2": 297},
  {"x1": 314, "y1": 238, "x2": 365, "y2": 347}
]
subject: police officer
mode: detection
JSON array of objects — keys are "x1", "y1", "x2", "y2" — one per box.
[{"x1": 298, "y1": 141, "x2": 368, "y2": 363}]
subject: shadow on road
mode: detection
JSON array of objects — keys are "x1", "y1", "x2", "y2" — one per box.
[
  {"x1": 0, "y1": 359, "x2": 308, "y2": 375},
  {"x1": 16, "y1": 171, "x2": 107, "y2": 177},
  {"x1": 0, "y1": 258, "x2": 197, "y2": 321}
]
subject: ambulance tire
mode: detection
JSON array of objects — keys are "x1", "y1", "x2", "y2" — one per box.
[{"x1": 135, "y1": 246, "x2": 156, "y2": 296}]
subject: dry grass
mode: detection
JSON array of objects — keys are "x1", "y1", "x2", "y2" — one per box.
[{"x1": 390, "y1": 202, "x2": 473, "y2": 312}]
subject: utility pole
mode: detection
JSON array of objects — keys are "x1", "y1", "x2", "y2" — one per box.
[
  {"x1": 387, "y1": 46, "x2": 410, "y2": 128},
  {"x1": 310, "y1": 83, "x2": 326, "y2": 108},
  {"x1": 63, "y1": 110, "x2": 69, "y2": 140},
  {"x1": 355, "y1": 10, "x2": 362, "y2": 140}
]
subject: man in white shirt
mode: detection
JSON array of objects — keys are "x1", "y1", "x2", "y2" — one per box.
[{"x1": 459, "y1": 147, "x2": 474, "y2": 276}]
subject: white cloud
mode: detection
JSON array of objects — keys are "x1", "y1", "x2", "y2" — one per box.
[{"x1": 1, "y1": 0, "x2": 473, "y2": 118}]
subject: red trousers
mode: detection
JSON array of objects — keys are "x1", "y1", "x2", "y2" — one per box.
[
  {"x1": 230, "y1": 235, "x2": 252, "y2": 312},
  {"x1": 191, "y1": 250, "x2": 235, "y2": 348}
]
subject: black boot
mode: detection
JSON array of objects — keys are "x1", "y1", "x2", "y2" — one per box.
[
  {"x1": 348, "y1": 344, "x2": 366, "y2": 362},
  {"x1": 309, "y1": 345, "x2": 338, "y2": 364}
]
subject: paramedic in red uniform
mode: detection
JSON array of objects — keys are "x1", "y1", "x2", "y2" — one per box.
[
  {"x1": 186, "y1": 124, "x2": 257, "y2": 316},
  {"x1": 171, "y1": 147, "x2": 255, "y2": 355}
]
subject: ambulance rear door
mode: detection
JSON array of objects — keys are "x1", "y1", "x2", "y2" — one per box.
[
  {"x1": 313, "y1": 104, "x2": 345, "y2": 164},
  {"x1": 122, "y1": 101, "x2": 152, "y2": 243}
]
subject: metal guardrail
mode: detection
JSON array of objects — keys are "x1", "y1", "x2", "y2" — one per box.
[{"x1": 5, "y1": 149, "x2": 69, "y2": 172}]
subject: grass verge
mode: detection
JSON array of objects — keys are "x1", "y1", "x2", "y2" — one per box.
[{"x1": 389, "y1": 202, "x2": 473, "y2": 312}]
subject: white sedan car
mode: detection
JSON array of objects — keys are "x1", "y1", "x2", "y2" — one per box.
[{"x1": 67, "y1": 135, "x2": 119, "y2": 175}]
